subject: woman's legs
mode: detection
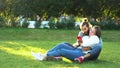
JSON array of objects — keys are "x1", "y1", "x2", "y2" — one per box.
[
  {"x1": 47, "y1": 42, "x2": 75, "y2": 55},
  {"x1": 32, "y1": 42, "x2": 85, "y2": 61},
  {"x1": 47, "y1": 48, "x2": 85, "y2": 61}
]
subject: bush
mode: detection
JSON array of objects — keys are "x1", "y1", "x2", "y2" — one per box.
[
  {"x1": 90, "y1": 20, "x2": 120, "y2": 30},
  {"x1": 22, "y1": 19, "x2": 29, "y2": 28},
  {"x1": 56, "y1": 18, "x2": 67, "y2": 29},
  {"x1": 56, "y1": 16, "x2": 75, "y2": 29},
  {"x1": 11, "y1": 19, "x2": 21, "y2": 28},
  {"x1": 66, "y1": 16, "x2": 75, "y2": 29},
  {"x1": 35, "y1": 21, "x2": 41, "y2": 28},
  {"x1": 48, "y1": 17, "x2": 57, "y2": 29},
  {"x1": 0, "y1": 16, "x2": 4, "y2": 27}
]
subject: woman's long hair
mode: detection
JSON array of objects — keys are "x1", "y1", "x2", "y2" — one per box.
[{"x1": 94, "y1": 25, "x2": 101, "y2": 38}]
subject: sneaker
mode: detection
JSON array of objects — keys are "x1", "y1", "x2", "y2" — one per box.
[
  {"x1": 31, "y1": 52, "x2": 45, "y2": 61},
  {"x1": 74, "y1": 56, "x2": 84, "y2": 63},
  {"x1": 46, "y1": 56, "x2": 62, "y2": 61}
]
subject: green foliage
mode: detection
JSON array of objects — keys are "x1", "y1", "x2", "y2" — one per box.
[
  {"x1": 56, "y1": 18, "x2": 68, "y2": 29},
  {"x1": 0, "y1": 0, "x2": 6, "y2": 11},
  {"x1": 48, "y1": 16, "x2": 75, "y2": 29},
  {"x1": 48, "y1": 17, "x2": 57, "y2": 29},
  {"x1": 3, "y1": 0, "x2": 120, "y2": 18},
  {"x1": 90, "y1": 20, "x2": 120, "y2": 30},
  {"x1": 22, "y1": 19, "x2": 29, "y2": 28},
  {"x1": 0, "y1": 0, "x2": 120, "y2": 29},
  {"x1": 66, "y1": 16, "x2": 75, "y2": 29},
  {"x1": 56, "y1": 16, "x2": 75, "y2": 29},
  {"x1": 0, "y1": 16, "x2": 4, "y2": 27},
  {"x1": 35, "y1": 21, "x2": 41, "y2": 28}
]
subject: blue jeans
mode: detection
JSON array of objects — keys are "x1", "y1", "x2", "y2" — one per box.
[{"x1": 47, "y1": 42, "x2": 85, "y2": 61}]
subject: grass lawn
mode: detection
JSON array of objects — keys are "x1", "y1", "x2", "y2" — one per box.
[{"x1": 0, "y1": 28, "x2": 120, "y2": 68}]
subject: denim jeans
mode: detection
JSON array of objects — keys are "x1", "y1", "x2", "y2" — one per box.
[{"x1": 47, "y1": 42, "x2": 85, "y2": 61}]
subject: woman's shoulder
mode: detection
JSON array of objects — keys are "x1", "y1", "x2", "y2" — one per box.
[
  {"x1": 91, "y1": 35, "x2": 99, "y2": 40},
  {"x1": 83, "y1": 36, "x2": 89, "y2": 38}
]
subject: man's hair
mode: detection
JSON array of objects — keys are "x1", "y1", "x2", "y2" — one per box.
[
  {"x1": 81, "y1": 22, "x2": 89, "y2": 27},
  {"x1": 81, "y1": 22, "x2": 90, "y2": 35}
]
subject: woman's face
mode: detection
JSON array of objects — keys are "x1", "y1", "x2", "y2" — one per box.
[
  {"x1": 89, "y1": 27, "x2": 96, "y2": 36},
  {"x1": 81, "y1": 25, "x2": 89, "y2": 34}
]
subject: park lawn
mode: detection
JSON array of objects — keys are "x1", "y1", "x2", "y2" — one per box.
[{"x1": 0, "y1": 28, "x2": 120, "y2": 68}]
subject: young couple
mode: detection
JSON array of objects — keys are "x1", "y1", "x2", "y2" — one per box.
[{"x1": 32, "y1": 21, "x2": 102, "y2": 63}]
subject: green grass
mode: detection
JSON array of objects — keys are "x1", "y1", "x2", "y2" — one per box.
[{"x1": 0, "y1": 28, "x2": 120, "y2": 68}]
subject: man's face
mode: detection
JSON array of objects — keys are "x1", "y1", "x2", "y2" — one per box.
[{"x1": 81, "y1": 25, "x2": 89, "y2": 34}]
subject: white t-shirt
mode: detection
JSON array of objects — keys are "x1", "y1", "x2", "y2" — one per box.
[
  {"x1": 81, "y1": 35, "x2": 99, "y2": 47},
  {"x1": 79, "y1": 35, "x2": 99, "y2": 54}
]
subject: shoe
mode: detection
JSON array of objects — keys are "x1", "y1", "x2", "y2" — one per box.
[
  {"x1": 74, "y1": 56, "x2": 84, "y2": 63},
  {"x1": 31, "y1": 52, "x2": 40, "y2": 60},
  {"x1": 31, "y1": 52, "x2": 45, "y2": 61},
  {"x1": 46, "y1": 56, "x2": 62, "y2": 61}
]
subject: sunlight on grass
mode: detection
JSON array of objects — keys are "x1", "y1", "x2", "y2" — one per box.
[
  {"x1": 0, "y1": 41, "x2": 75, "y2": 63},
  {"x1": 0, "y1": 41, "x2": 47, "y2": 59}
]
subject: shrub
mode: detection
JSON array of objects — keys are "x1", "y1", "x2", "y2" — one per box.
[
  {"x1": 35, "y1": 21, "x2": 41, "y2": 28},
  {"x1": 22, "y1": 19, "x2": 29, "y2": 28},
  {"x1": 0, "y1": 16, "x2": 4, "y2": 27},
  {"x1": 66, "y1": 16, "x2": 75, "y2": 29},
  {"x1": 11, "y1": 19, "x2": 20, "y2": 28},
  {"x1": 90, "y1": 19, "x2": 120, "y2": 30},
  {"x1": 48, "y1": 17, "x2": 57, "y2": 29},
  {"x1": 56, "y1": 16, "x2": 75, "y2": 29},
  {"x1": 56, "y1": 18, "x2": 66, "y2": 29}
]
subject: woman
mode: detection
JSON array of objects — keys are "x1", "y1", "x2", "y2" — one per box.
[{"x1": 32, "y1": 25, "x2": 102, "y2": 62}]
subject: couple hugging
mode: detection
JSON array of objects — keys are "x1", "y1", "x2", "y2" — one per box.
[{"x1": 32, "y1": 21, "x2": 102, "y2": 64}]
